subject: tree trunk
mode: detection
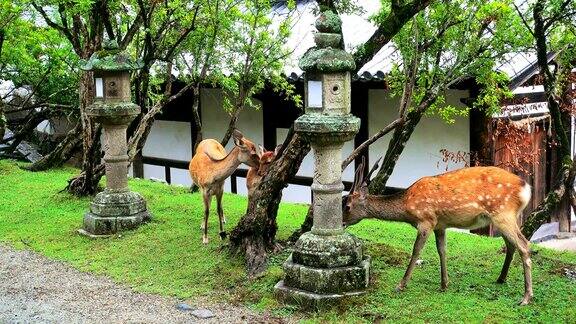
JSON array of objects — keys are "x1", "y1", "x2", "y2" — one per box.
[
  {"x1": 25, "y1": 122, "x2": 82, "y2": 171},
  {"x1": 0, "y1": 87, "x2": 5, "y2": 141},
  {"x1": 229, "y1": 133, "x2": 310, "y2": 275},
  {"x1": 522, "y1": 158, "x2": 576, "y2": 237},
  {"x1": 190, "y1": 85, "x2": 203, "y2": 193},
  {"x1": 192, "y1": 85, "x2": 203, "y2": 151},
  {"x1": 67, "y1": 71, "x2": 100, "y2": 196},
  {"x1": 0, "y1": 28, "x2": 4, "y2": 59},
  {"x1": 66, "y1": 125, "x2": 104, "y2": 195}
]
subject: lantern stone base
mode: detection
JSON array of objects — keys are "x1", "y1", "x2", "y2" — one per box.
[
  {"x1": 275, "y1": 232, "x2": 370, "y2": 308},
  {"x1": 79, "y1": 189, "x2": 151, "y2": 236}
]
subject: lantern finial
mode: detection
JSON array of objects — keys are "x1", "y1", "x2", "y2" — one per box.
[{"x1": 298, "y1": 9, "x2": 355, "y2": 73}]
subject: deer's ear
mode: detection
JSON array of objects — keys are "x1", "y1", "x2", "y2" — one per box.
[
  {"x1": 233, "y1": 129, "x2": 244, "y2": 139},
  {"x1": 233, "y1": 136, "x2": 245, "y2": 147},
  {"x1": 258, "y1": 145, "x2": 265, "y2": 157}
]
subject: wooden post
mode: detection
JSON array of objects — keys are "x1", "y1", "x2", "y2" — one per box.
[{"x1": 352, "y1": 82, "x2": 369, "y2": 176}]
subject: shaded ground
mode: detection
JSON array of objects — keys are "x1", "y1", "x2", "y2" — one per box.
[{"x1": 0, "y1": 245, "x2": 280, "y2": 323}]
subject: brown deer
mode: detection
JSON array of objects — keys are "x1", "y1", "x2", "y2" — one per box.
[
  {"x1": 344, "y1": 159, "x2": 533, "y2": 305},
  {"x1": 189, "y1": 130, "x2": 260, "y2": 244},
  {"x1": 246, "y1": 145, "x2": 280, "y2": 197}
]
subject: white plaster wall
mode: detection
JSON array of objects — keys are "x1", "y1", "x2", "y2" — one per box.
[
  {"x1": 142, "y1": 120, "x2": 192, "y2": 161},
  {"x1": 171, "y1": 168, "x2": 193, "y2": 187},
  {"x1": 277, "y1": 128, "x2": 312, "y2": 178},
  {"x1": 200, "y1": 88, "x2": 264, "y2": 171},
  {"x1": 341, "y1": 140, "x2": 355, "y2": 182},
  {"x1": 282, "y1": 183, "x2": 312, "y2": 203},
  {"x1": 236, "y1": 177, "x2": 249, "y2": 196},
  {"x1": 367, "y1": 89, "x2": 470, "y2": 188},
  {"x1": 143, "y1": 164, "x2": 165, "y2": 182}
]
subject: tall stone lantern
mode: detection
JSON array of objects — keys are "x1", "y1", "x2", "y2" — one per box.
[
  {"x1": 79, "y1": 40, "x2": 151, "y2": 237},
  {"x1": 275, "y1": 10, "x2": 370, "y2": 306}
]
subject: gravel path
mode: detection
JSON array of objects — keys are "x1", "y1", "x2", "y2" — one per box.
[{"x1": 0, "y1": 245, "x2": 282, "y2": 323}]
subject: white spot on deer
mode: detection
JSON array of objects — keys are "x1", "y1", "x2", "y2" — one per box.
[
  {"x1": 488, "y1": 176, "x2": 493, "y2": 182},
  {"x1": 497, "y1": 183, "x2": 503, "y2": 188},
  {"x1": 478, "y1": 195, "x2": 484, "y2": 201},
  {"x1": 506, "y1": 183, "x2": 512, "y2": 187}
]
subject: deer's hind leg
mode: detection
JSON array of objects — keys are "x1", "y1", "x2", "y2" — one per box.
[
  {"x1": 216, "y1": 187, "x2": 227, "y2": 240},
  {"x1": 492, "y1": 217, "x2": 533, "y2": 305},
  {"x1": 434, "y1": 229, "x2": 449, "y2": 290},
  {"x1": 202, "y1": 191, "x2": 212, "y2": 244}
]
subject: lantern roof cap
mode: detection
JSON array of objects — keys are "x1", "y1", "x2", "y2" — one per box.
[
  {"x1": 81, "y1": 40, "x2": 143, "y2": 72},
  {"x1": 298, "y1": 10, "x2": 355, "y2": 74}
]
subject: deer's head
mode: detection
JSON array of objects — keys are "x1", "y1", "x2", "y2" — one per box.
[
  {"x1": 343, "y1": 157, "x2": 381, "y2": 227},
  {"x1": 233, "y1": 129, "x2": 260, "y2": 167},
  {"x1": 256, "y1": 145, "x2": 281, "y2": 176}
]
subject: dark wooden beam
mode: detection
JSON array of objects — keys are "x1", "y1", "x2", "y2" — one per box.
[
  {"x1": 164, "y1": 166, "x2": 171, "y2": 184},
  {"x1": 230, "y1": 174, "x2": 237, "y2": 193},
  {"x1": 351, "y1": 83, "x2": 370, "y2": 176},
  {"x1": 262, "y1": 93, "x2": 277, "y2": 150}
]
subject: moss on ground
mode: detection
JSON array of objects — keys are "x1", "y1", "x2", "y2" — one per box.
[{"x1": 0, "y1": 160, "x2": 575, "y2": 322}]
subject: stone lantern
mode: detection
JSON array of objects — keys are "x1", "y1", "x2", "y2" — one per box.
[
  {"x1": 275, "y1": 10, "x2": 370, "y2": 306},
  {"x1": 79, "y1": 40, "x2": 151, "y2": 237}
]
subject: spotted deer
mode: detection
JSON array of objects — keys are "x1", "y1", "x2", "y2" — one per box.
[
  {"x1": 246, "y1": 145, "x2": 280, "y2": 197},
  {"x1": 189, "y1": 130, "x2": 260, "y2": 244},
  {"x1": 343, "y1": 159, "x2": 533, "y2": 305}
]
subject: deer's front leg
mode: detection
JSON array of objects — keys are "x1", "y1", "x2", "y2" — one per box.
[
  {"x1": 434, "y1": 229, "x2": 448, "y2": 291},
  {"x1": 396, "y1": 227, "x2": 431, "y2": 292}
]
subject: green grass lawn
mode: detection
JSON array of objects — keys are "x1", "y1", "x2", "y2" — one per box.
[{"x1": 1, "y1": 159, "x2": 575, "y2": 323}]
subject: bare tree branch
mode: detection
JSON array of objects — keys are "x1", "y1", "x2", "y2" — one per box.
[
  {"x1": 341, "y1": 118, "x2": 403, "y2": 170},
  {"x1": 514, "y1": 2, "x2": 536, "y2": 38}
]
